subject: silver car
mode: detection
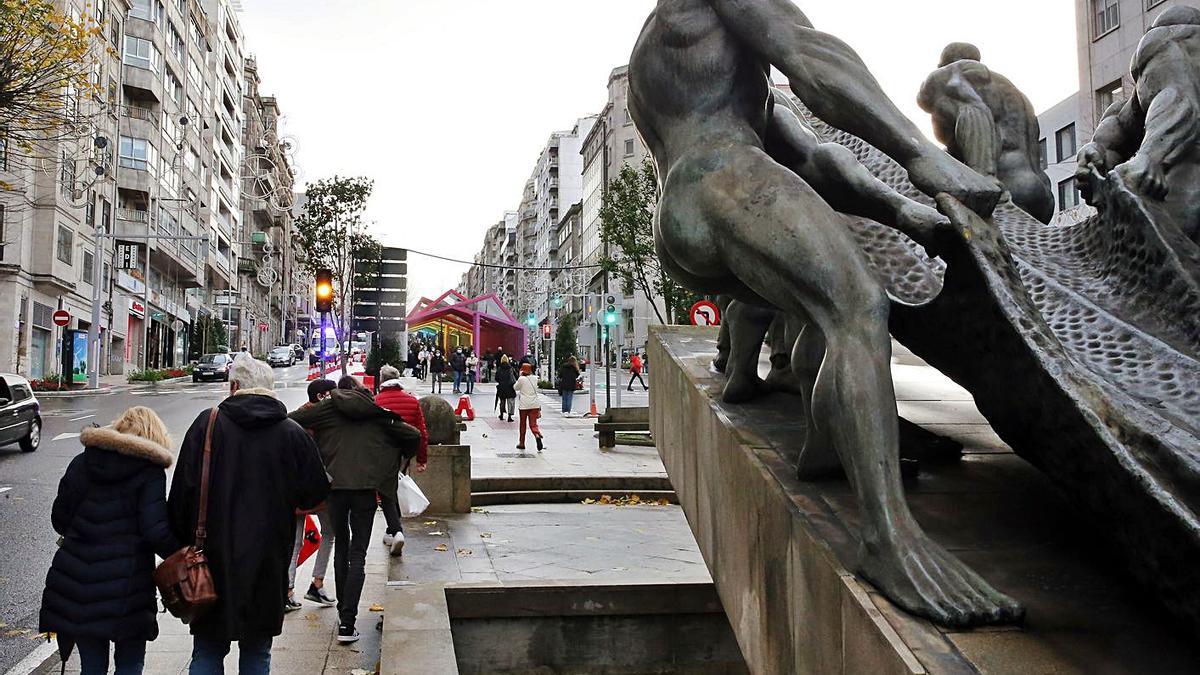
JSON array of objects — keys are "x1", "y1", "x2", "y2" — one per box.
[
  {"x1": 268, "y1": 346, "x2": 295, "y2": 367},
  {"x1": 0, "y1": 374, "x2": 41, "y2": 452}
]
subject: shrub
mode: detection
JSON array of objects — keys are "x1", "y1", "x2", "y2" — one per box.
[{"x1": 29, "y1": 377, "x2": 68, "y2": 391}]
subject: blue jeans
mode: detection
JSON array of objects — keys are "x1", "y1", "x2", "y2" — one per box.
[
  {"x1": 189, "y1": 636, "x2": 272, "y2": 675},
  {"x1": 561, "y1": 389, "x2": 574, "y2": 413},
  {"x1": 76, "y1": 637, "x2": 145, "y2": 675},
  {"x1": 453, "y1": 370, "x2": 463, "y2": 391}
]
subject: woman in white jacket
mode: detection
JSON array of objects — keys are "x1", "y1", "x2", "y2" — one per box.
[{"x1": 514, "y1": 363, "x2": 544, "y2": 452}]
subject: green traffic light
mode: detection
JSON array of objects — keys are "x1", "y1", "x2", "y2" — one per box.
[{"x1": 604, "y1": 311, "x2": 618, "y2": 325}]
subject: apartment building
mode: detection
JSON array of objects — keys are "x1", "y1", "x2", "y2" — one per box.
[
  {"x1": 0, "y1": 0, "x2": 133, "y2": 380},
  {"x1": 238, "y1": 56, "x2": 295, "y2": 354},
  {"x1": 0, "y1": 0, "x2": 303, "y2": 380},
  {"x1": 579, "y1": 65, "x2": 658, "y2": 352},
  {"x1": 1037, "y1": 94, "x2": 1085, "y2": 215}
]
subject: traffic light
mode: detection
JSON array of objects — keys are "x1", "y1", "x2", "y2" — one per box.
[
  {"x1": 541, "y1": 323, "x2": 552, "y2": 340},
  {"x1": 526, "y1": 310, "x2": 537, "y2": 327},
  {"x1": 315, "y1": 269, "x2": 333, "y2": 313},
  {"x1": 551, "y1": 294, "x2": 563, "y2": 309},
  {"x1": 603, "y1": 294, "x2": 619, "y2": 325}
]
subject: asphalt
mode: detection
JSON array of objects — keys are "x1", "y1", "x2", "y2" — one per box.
[{"x1": 0, "y1": 362, "x2": 316, "y2": 674}]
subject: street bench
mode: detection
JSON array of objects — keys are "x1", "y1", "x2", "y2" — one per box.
[{"x1": 595, "y1": 406, "x2": 650, "y2": 449}]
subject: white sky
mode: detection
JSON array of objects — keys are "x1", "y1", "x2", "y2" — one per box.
[{"x1": 239, "y1": 0, "x2": 1079, "y2": 308}]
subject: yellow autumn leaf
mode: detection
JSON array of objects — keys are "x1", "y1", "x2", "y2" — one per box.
[
  {"x1": 368, "y1": 604, "x2": 384, "y2": 612},
  {"x1": 434, "y1": 544, "x2": 448, "y2": 552}
]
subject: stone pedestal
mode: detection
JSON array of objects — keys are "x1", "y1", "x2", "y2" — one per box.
[
  {"x1": 649, "y1": 325, "x2": 1198, "y2": 674},
  {"x1": 411, "y1": 444, "x2": 471, "y2": 514}
]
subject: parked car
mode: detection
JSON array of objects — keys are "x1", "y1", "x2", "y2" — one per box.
[
  {"x1": 290, "y1": 343, "x2": 304, "y2": 360},
  {"x1": 0, "y1": 374, "x2": 41, "y2": 452},
  {"x1": 268, "y1": 346, "x2": 295, "y2": 367},
  {"x1": 193, "y1": 353, "x2": 232, "y2": 382}
]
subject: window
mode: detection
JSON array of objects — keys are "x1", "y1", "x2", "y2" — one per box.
[
  {"x1": 119, "y1": 136, "x2": 152, "y2": 171},
  {"x1": 1055, "y1": 124, "x2": 1077, "y2": 162},
  {"x1": 1037, "y1": 139, "x2": 1048, "y2": 170},
  {"x1": 0, "y1": 205, "x2": 5, "y2": 260},
  {"x1": 166, "y1": 68, "x2": 182, "y2": 105},
  {"x1": 1058, "y1": 177, "x2": 1081, "y2": 209},
  {"x1": 101, "y1": 198, "x2": 111, "y2": 233},
  {"x1": 1093, "y1": 0, "x2": 1119, "y2": 37},
  {"x1": 110, "y1": 18, "x2": 121, "y2": 47},
  {"x1": 187, "y1": 57, "x2": 203, "y2": 91},
  {"x1": 123, "y1": 36, "x2": 161, "y2": 72},
  {"x1": 57, "y1": 225, "x2": 74, "y2": 265},
  {"x1": 85, "y1": 191, "x2": 96, "y2": 227},
  {"x1": 59, "y1": 152, "x2": 75, "y2": 198},
  {"x1": 82, "y1": 250, "x2": 95, "y2": 283},
  {"x1": 0, "y1": 129, "x2": 7, "y2": 172},
  {"x1": 1095, "y1": 80, "x2": 1125, "y2": 118},
  {"x1": 107, "y1": 76, "x2": 118, "y2": 109},
  {"x1": 624, "y1": 139, "x2": 635, "y2": 157},
  {"x1": 130, "y1": 0, "x2": 163, "y2": 24},
  {"x1": 168, "y1": 22, "x2": 184, "y2": 60},
  {"x1": 189, "y1": 16, "x2": 205, "y2": 51},
  {"x1": 1146, "y1": 0, "x2": 1167, "y2": 9}
]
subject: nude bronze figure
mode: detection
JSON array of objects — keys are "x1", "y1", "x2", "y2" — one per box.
[
  {"x1": 628, "y1": 0, "x2": 1021, "y2": 626},
  {"x1": 919, "y1": 42, "x2": 1056, "y2": 224}
]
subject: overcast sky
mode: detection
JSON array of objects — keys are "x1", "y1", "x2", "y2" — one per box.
[{"x1": 239, "y1": 0, "x2": 1079, "y2": 307}]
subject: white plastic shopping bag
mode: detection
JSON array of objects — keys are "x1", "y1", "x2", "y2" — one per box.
[{"x1": 397, "y1": 474, "x2": 430, "y2": 517}]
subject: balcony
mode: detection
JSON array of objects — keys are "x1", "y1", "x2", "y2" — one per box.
[
  {"x1": 114, "y1": 208, "x2": 150, "y2": 238},
  {"x1": 122, "y1": 65, "x2": 163, "y2": 103}
]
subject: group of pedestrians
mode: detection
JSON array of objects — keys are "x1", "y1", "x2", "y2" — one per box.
[{"x1": 40, "y1": 353, "x2": 427, "y2": 674}]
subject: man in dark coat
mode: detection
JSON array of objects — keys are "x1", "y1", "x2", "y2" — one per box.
[
  {"x1": 40, "y1": 417, "x2": 179, "y2": 674},
  {"x1": 289, "y1": 377, "x2": 420, "y2": 643},
  {"x1": 168, "y1": 354, "x2": 329, "y2": 673},
  {"x1": 429, "y1": 350, "x2": 446, "y2": 393}
]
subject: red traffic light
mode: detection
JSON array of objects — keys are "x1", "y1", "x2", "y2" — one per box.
[{"x1": 541, "y1": 323, "x2": 552, "y2": 339}]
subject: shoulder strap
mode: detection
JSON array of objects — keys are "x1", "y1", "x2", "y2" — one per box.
[{"x1": 194, "y1": 407, "x2": 219, "y2": 550}]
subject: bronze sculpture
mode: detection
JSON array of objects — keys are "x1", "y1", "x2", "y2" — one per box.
[
  {"x1": 919, "y1": 42, "x2": 1055, "y2": 224},
  {"x1": 628, "y1": 0, "x2": 1020, "y2": 627}
]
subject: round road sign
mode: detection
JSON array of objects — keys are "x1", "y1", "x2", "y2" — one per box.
[
  {"x1": 689, "y1": 300, "x2": 721, "y2": 327},
  {"x1": 171, "y1": 319, "x2": 185, "y2": 333},
  {"x1": 52, "y1": 309, "x2": 71, "y2": 327}
]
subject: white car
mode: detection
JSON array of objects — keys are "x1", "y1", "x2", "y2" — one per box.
[{"x1": 268, "y1": 346, "x2": 296, "y2": 367}]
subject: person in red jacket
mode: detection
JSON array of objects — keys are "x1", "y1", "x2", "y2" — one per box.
[
  {"x1": 628, "y1": 352, "x2": 648, "y2": 391},
  {"x1": 373, "y1": 365, "x2": 428, "y2": 556}
]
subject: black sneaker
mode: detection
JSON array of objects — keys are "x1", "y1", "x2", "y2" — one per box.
[
  {"x1": 284, "y1": 597, "x2": 302, "y2": 613},
  {"x1": 337, "y1": 625, "x2": 360, "y2": 643},
  {"x1": 305, "y1": 584, "x2": 336, "y2": 606}
]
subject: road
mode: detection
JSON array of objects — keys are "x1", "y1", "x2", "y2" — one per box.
[{"x1": 0, "y1": 362, "x2": 314, "y2": 674}]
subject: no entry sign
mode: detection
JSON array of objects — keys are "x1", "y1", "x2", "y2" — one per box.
[
  {"x1": 689, "y1": 300, "x2": 721, "y2": 326},
  {"x1": 52, "y1": 309, "x2": 71, "y2": 327}
]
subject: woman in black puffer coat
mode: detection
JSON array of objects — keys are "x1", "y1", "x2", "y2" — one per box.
[
  {"x1": 494, "y1": 356, "x2": 517, "y2": 422},
  {"x1": 40, "y1": 406, "x2": 179, "y2": 675}
]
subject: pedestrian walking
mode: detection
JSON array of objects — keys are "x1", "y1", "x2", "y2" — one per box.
[
  {"x1": 558, "y1": 356, "x2": 581, "y2": 415},
  {"x1": 40, "y1": 407, "x2": 180, "y2": 675},
  {"x1": 449, "y1": 348, "x2": 466, "y2": 394},
  {"x1": 515, "y1": 363, "x2": 545, "y2": 452},
  {"x1": 628, "y1": 352, "x2": 648, "y2": 391},
  {"x1": 168, "y1": 354, "x2": 330, "y2": 674},
  {"x1": 429, "y1": 350, "x2": 446, "y2": 393},
  {"x1": 482, "y1": 350, "x2": 493, "y2": 383},
  {"x1": 406, "y1": 347, "x2": 419, "y2": 379},
  {"x1": 465, "y1": 351, "x2": 479, "y2": 394},
  {"x1": 494, "y1": 355, "x2": 517, "y2": 422},
  {"x1": 373, "y1": 365, "x2": 429, "y2": 557},
  {"x1": 417, "y1": 347, "x2": 429, "y2": 381},
  {"x1": 286, "y1": 379, "x2": 339, "y2": 612},
  {"x1": 289, "y1": 375, "x2": 420, "y2": 644}
]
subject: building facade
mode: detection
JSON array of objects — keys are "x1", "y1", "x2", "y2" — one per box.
[{"x1": 0, "y1": 0, "x2": 306, "y2": 381}]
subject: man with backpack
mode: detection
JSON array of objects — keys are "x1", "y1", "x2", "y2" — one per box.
[{"x1": 289, "y1": 376, "x2": 420, "y2": 644}]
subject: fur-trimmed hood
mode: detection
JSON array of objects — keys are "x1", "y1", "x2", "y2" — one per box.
[{"x1": 80, "y1": 426, "x2": 173, "y2": 468}]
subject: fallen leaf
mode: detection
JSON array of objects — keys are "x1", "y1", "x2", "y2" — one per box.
[
  {"x1": 456, "y1": 549, "x2": 473, "y2": 556},
  {"x1": 423, "y1": 521, "x2": 438, "y2": 526},
  {"x1": 4, "y1": 629, "x2": 29, "y2": 638},
  {"x1": 368, "y1": 604, "x2": 384, "y2": 612},
  {"x1": 304, "y1": 614, "x2": 318, "y2": 622},
  {"x1": 0, "y1": 622, "x2": 6, "y2": 629},
  {"x1": 428, "y1": 531, "x2": 446, "y2": 536},
  {"x1": 434, "y1": 544, "x2": 448, "y2": 552},
  {"x1": 479, "y1": 532, "x2": 492, "y2": 539},
  {"x1": 582, "y1": 498, "x2": 596, "y2": 505},
  {"x1": 470, "y1": 507, "x2": 490, "y2": 514},
  {"x1": 350, "y1": 669, "x2": 372, "y2": 675}
]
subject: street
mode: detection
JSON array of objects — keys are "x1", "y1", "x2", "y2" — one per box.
[{"x1": 0, "y1": 363, "x2": 317, "y2": 673}]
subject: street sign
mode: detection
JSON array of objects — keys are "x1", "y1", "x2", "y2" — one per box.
[
  {"x1": 52, "y1": 309, "x2": 71, "y2": 327},
  {"x1": 171, "y1": 319, "x2": 185, "y2": 333},
  {"x1": 258, "y1": 322, "x2": 269, "y2": 332},
  {"x1": 117, "y1": 243, "x2": 139, "y2": 270},
  {"x1": 689, "y1": 300, "x2": 721, "y2": 326}
]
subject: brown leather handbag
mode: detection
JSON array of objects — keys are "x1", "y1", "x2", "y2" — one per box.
[{"x1": 154, "y1": 407, "x2": 219, "y2": 624}]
